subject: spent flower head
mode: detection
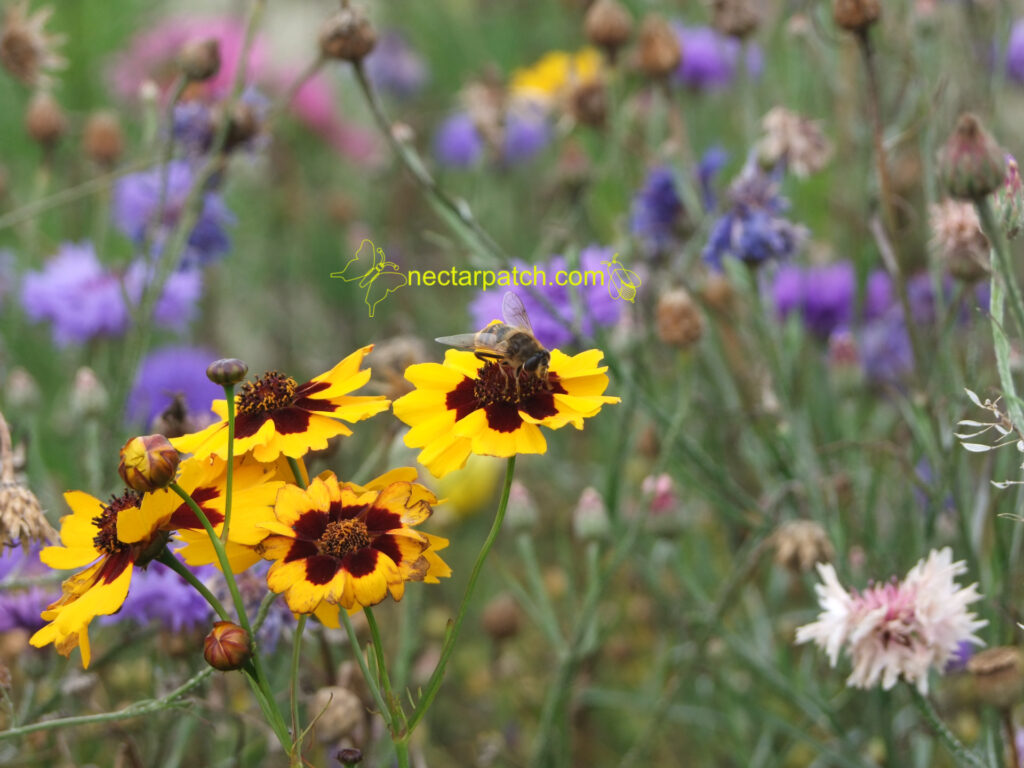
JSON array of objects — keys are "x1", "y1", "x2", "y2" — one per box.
[{"x1": 0, "y1": 1, "x2": 65, "y2": 87}]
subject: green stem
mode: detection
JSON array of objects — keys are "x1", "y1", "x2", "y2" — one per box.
[
  {"x1": 910, "y1": 686, "x2": 989, "y2": 768},
  {"x1": 339, "y1": 609, "x2": 391, "y2": 729},
  {"x1": 406, "y1": 456, "x2": 517, "y2": 734},
  {"x1": 0, "y1": 668, "x2": 214, "y2": 743},
  {"x1": 220, "y1": 383, "x2": 237, "y2": 544},
  {"x1": 287, "y1": 456, "x2": 308, "y2": 489},
  {"x1": 156, "y1": 549, "x2": 230, "y2": 622},
  {"x1": 289, "y1": 614, "x2": 308, "y2": 767},
  {"x1": 364, "y1": 608, "x2": 401, "y2": 727},
  {"x1": 978, "y1": 198, "x2": 1024, "y2": 354}
]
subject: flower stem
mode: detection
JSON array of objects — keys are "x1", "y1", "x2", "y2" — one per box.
[
  {"x1": 910, "y1": 686, "x2": 989, "y2": 768},
  {"x1": 287, "y1": 456, "x2": 308, "y2": 489},
  {"x1": 289, "y1": 614, "x2": 307, "y2": 767},
  {"x1": 406, "y1": 456, "x2": 517, "y2": 735},
  {"x1": 339, "y1": 608, "x2": 391, "y2": 729},
  {"x1": 156, "y1": 549, "x2": 230, "y2": 622},
  {"x1": 220, "y1": 383, "x2": 236, "y2": 544},
  {"x1": 978, "y1": 198, "x2": 1024, "y2": 341},
  {"x1": 364, "y1": 608, "x2": 401, "y2": 726}
]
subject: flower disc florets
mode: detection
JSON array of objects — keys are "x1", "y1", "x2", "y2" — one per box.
[{"x1": 237, "y1": 372, "x2": 298, "y2": 416}]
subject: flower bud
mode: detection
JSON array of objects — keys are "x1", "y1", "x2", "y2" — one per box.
[
  {"x1": 994, "y1": 156, "x2": 1024, "y2": 241},
  {"x1": 319, "y1": 4, "x2": 377, "y2": 63},
  {"x1": 573, "y1": 486, "x2": 610, "y2": 540},
  {"x1": 481, "y1": 592, "x2": 522, "y2": 642},
  {"x1": 311, "y1": 685, "x2": 364, "y2": 741},
  {"x1": 636, "y1": 15, "x2": 681, "y2": 80},
  {"x1": 179, "y1": 38, "x2": 221, "y2": 83},
  {"x1": 69, "y1": 367, "x2": 108, "y2": 419},
  {"x1": 25, "y1": 91, "x2": 65, "y2": 148},
  {"x1": 203, "y1": 621, "x2": 251, "y2": 671},
  {"x1": 833, "y1": 0, "x2": 881, "y2": 32},
  {"x1": 505, "y1": 480, "x2": 538, "y2": 532},
  {"x1": 655, "y1": 288, "x2": 703, "y2": 348},
  {"x1": 929, "y1": 199, "x2": 989, "y2": 283},
  {"x1": 711, "y1": 0, "x2": 761, "y2": 40},
  {"x1": 206, "y1": 358, "x2": 249, "y2": 387},
  {"x1": 118, "y1": 434, "x2": 180, "y2": 493},
  {"x1": 771, "y1": 520, "x2": 834, "y2": 574},
  {"x1": 938, "y1": 113, "x2": 1006, "y2": 201},
  {"x1": 337, "y1": 748, "x2": 363, "y2": 766},
  {"x1": 700, "y1": 273, "x2": 736, "y2": 315},
  {"x1": 967, "y1": 646, "x2": 1024, "y2": 709},
  {"x1": 584, "y1": 0, "x2": 633, "y2": 62},
  {"x1": 83, "y1": 110, "x2": 124, "y2": 168},
  {"x1": 6, "y1": 368, "x2": 40, "y2": 411}
]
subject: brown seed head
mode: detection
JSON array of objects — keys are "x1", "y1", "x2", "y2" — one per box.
[
  {"x1": 771, "y1": 520, "x2": 834, "y2": 574},
  {"x1": 938, "y1": 113, "x2": 1006, "y2": 201},
  {"x1": 319, "y1": 4, "x2": 377, "y2": 63},
  {"x1": 83, "y1": 110, "x2": 124, "y2": 167},
  {"x1": 25, "y1": 90, "x2": 65, "y2": 148},
  {"x1": 712, "y1": 0, "x2": 761, "y2": 39},
  {"x1": 482, "y1": 592, "x2": 522, "y2": 642},
  {"x1": 178, "y1": 38, "x2": 221, "y2": 82},
  {"x1": 584, "y1": 0, "x2": 633, "y2": 60},
  {"x1": 0, "y1": 2, "x2": 65, "y2": 87},
  {"x1": 929, "y1": 199, "x2": 990, "y2": 283},
  {"x1": 0, "y1": 410, "x2": 54, "y2": 551},
  {"x1": 967, "y1": 646, "x2": 1024, "y2": 709},
  {"x1": 655, "y1": 288, "x2": 703, "y2": 348},
  {"x1": 569, "y1": 79, "x2": 608, "y2": 128},
  {"x1": 636, "y1": 15, "x2": 681, "y2": 80},
  {"x1": 833, "y1": 0, "x2": 881, "y2": 32}
]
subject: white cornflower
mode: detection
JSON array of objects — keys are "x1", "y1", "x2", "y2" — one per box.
[{"x1": 795, "y1": 548, "x2": 986, "y2": 693}]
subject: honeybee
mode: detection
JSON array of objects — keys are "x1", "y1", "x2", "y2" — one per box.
[{"x1": 436, "y1": 291, "x2": 551, "y2": 389}]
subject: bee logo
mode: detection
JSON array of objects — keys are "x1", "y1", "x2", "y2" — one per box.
[
  {"x1": 600, "y1": 253, "x2": 641, "y2": 303},
  {"x1": 330, "y1": 239, "x2": 407, "y2": 318}
]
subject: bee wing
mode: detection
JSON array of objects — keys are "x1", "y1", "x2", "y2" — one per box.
[
  {"x1": 435, "y1": 331, "x2": 508, "y2": 354},
  {"x1": 501, "y1": 291, "x2": 535, "y2": 335}
]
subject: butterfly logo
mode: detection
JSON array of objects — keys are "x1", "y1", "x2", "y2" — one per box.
[
  {"x1": 600, "y1": 253, "x2": 641, "y2": 303},
  {"x1": 330, "y1": 239, "x2": 408, "y2": 318}
]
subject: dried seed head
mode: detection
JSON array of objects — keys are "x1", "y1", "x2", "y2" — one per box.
[
  {"x1": 178, "y1": 38, "x2": 221, "y2": 83},
  {"x1": 505, "y1": 481, "x2": 539, "y2": 532},
  {"x1": 118, "y1": 434, "x2": 180, "y2": 493},
  {"x1": 757, "y1": 107, "x2": 832, "y2": 178},
  {"x1": 0, "y1": 2, "x2": 65, "y2": 87},
  {"x1": 771, "y1": 520, "x2": 834, "y2": 574},
  {"x1": 655, "y1": 288, "x2": 703, "y2": 348},
  {"x1": 319, "y1": 4, "x2": 377, "y2": 63},
  {"x1": 311, "y1": 686, "x2": 364, "y2": 742},
  {"x1": 0, "y1": 410, "x2": 54, "y2": 551},
  {"x1": 69, "y1": 367, "x2": 108, "y2": 418},
  {"x1": 700, "y1": 272, "x2": 736, "y2": 315},
  {"x1": 833, "y1": 0, "x2": 881, "y2": 32},
  {"x1": 337, "y1": 748, "x2": 364, "y2": 766},
  {"x1": 967, "y1": 647, "x2": 1024, "y2": 709},
  {"x1": 711, "y1": 0, "x2": 761, "y2": 39},
  {"x1": 5, "y1": 368, "x2": 39, "y2": 410},
  {"x1": 636, "y1": 15, "x2": 681, "y2": 80},
  {"x1": 25, "y1": 90, "x2": 65, "y2": 148},
  {"x1": 938, "y1": 113, "x2": 1006, "y2": 201},
  {"x1": 573, "y1": 486, "x2": 610, "y2": 540},
  {"x1": 368, "y1": 336, "x2": 428, "y2": 399},
  {"x1": 568, "y1": 79, "x2": 607, "y2": 128},
  {"x1": 82, "y1": 110, "x2": 124, "y2": 167},
  {"x1": 481, "y1": 592, "x2": 522, "y2": 642},
  {"x1": 584, "y1": 0, "x2": 633, "y2": 61},
  {"x1": 203, "y1": 621, "x2": 251, "y2": 671},
  {"x1": 929, "y1": 199, "x2": 990, "y2": 283}
]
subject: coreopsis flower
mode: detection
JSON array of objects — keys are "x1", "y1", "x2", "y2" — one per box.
[
  {"x1": 257, "y1": 469, "x2": 451, "y2": 623},
  {"x1": 28, "y1": 489, "x2": 162, "y2": 667},
  {"x1": 795, "y1": 548, "x2": 987, "y2": 693},
  {"x1": 393, "y1": 349, "x2": 619, "y2": 478},
  {"x1": 0, "y1": 1, "x2": 65, "y2": 87},
  {"x1": 172, "y1": 346, "x2": 389, "y2": 463},
  {"x1": 757, "y1": 107, "x2": 832, "y2": 178},
  {"x1": 509, "y1": 48, "x2": 602, "y2": 106}
]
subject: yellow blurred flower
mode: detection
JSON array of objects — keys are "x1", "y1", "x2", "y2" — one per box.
[{"x1": 509, "y1": 48, "x2": 603, "y2": 104}]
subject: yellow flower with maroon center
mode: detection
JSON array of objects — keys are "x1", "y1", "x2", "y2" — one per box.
[
  {"x1": 29, "y1": 489, "x2": 164, "y2": 668},
  {"x1": 392, "y1": 348, "x2": 619, "y2": 478},
  {"x1": 172, "y1": 346, "x2": 389, "y2": 463},
  {"x1": 258, "y1": 470, "x2": 450, "y2": 621}
]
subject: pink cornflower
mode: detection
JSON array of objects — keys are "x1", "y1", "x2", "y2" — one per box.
[{"x1": 795, "y1": 548, "x2": 986, "y2": 693}]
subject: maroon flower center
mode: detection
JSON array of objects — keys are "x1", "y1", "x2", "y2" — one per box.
[
  {"x1": 318, "y1": 518, "x2": 371, "y2": 560},
  {"x1": 472, "y1": 361, "x2": 551, "y2": 408},
  {"x1": 237, "y1": 372, "x2": 298, "y2": 417},
  {"x1": 91, "y1": 489, "x2": 143, "y2": 555}
]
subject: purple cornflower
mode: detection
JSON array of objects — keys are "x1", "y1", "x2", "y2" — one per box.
[
  {"x1": 113, "y1": 160, "x2": 234, "y2": 267},
  {"x1": 630, "y1": 166, "x2": 686, "y2": 257},
  {"x1": 697, "y1": 146, "x2": 729, "y2": 211},
  {"x1": 126, "y1": 345, "x2": 221, "y2": 427},
  {"x1": 173, "y1": 88, "x2": 269, "y2": 156},
  {"x1": 864, "y1": 270, "x2": 892, "y2": 321},
  {"x1": 502, "y1": 106, "x2": 551, "y2": 164},
  {"x1": 703, "y1": 161, "x2": 807, "y2": 268},
  {"x1": 20, "y1": 242, "x2": 202, "y2": 346},
  {"x1": 469, "y1": 246, "x2": 624, "y2": 348},
  {"x1": 0, "y1": 545, "x2": 55, "y2": 634},
  {"x1": 434, "y1": 112, "x2": 483, "y2": 168},
  {"x1": 672, "y1": 24, "x2": 763, "y2": 91},
  {"x1": 859, "y1": 311, "x2": 914, "y2": 386},
  {"x1": 364, "y1": 30, "x2": 428, "y2": 99},
  {"x1": 1007, "y1": 20, "x2": 1024, "y2": 84},
  {"x1": 771, "y1": 261, "x2": 855, "y2": 338}
]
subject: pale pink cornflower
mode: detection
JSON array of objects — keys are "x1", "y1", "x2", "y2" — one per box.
[{"x1": 795, "y1": 548, "x2": 986, "y2": 693}]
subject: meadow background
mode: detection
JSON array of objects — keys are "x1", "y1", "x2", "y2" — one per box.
[{"x1": 3, "y1": 0, "x2": 1024, "y2": 766}]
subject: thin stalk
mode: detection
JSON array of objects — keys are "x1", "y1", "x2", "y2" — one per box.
[
  {"x1": 910, "y1": 686, "x2": 989, "y2": 768},
  {"x1": 363, "y1": 608, "x2": 401, "y2": 727},
  {"x1": 290, "y1": 614, "x2": 308, "y2": 767},
  {"x1": 406, "y1": 456, "x2": 517, "y2": 734},
  {"x1": 977, "y1": 198, "x2": 1024, "y2": 344},
  {"x1": 220, "y1": 383, "x2": 237, "y2": 543},
  {"x1": 288, "y1": 456, "x2": 308, "y2": 489},
  {"x1": 339, "y1": 609, "x2": 391, "y2": 728},
  {"x1": 156, "y1": 549, "x2": 230, "y2": 622},
  {"x1": 1005, "y1": 708, "x2": 1020, "y2": 768}
]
